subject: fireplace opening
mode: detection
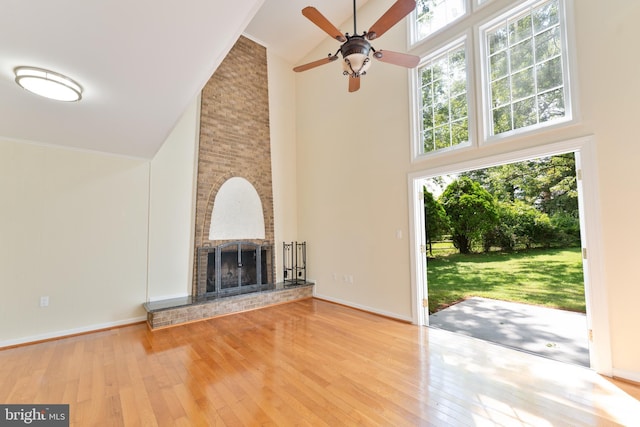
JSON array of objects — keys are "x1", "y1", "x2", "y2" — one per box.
[{"x1": 199, "y1": 241, "x2": 273, "y2": 298}]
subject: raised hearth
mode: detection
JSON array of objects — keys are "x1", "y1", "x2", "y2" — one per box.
[{"x1": 144, "y1": 282, "x2": 313, "y2": 330}]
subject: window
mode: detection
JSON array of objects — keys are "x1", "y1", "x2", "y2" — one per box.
[
  {"x1": 413, "y1": 0, "x2": 467, "y2": 42},
  {"x1": 419, "y1": 41, "x2": 470, "y2": 154},
  {"x1": 484, "y1": 0, "x2": 568, "y2": 137},
  {"x1": 411, "y1": 0, "x2": 573, "y2": 160}
]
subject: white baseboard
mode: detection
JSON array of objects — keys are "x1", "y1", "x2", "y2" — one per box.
[
  {"x1": 0, "y1": 316, "x2": 147, "y2": 349},
  {"x1": 612, "y1": 368, "x2": 640, "y2": 384},
  {"x1": 313, "y1": 292, "x2": 413, "y2": 323}
]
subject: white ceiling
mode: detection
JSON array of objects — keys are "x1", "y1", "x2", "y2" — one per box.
[
  {"x1": 246, "y1": 0, "x2": 370, "y2": 64},
  {"x1": 0, "y1": 0, "x2": 368, "y2": 159}
]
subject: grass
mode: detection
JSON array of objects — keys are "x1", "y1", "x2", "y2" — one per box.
[{"x1": 426, "y1": 247, "x2": 585, "y2": 314}]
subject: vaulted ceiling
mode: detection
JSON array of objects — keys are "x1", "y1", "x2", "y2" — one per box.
[{"x1": 0, "y1": 0, "x2": 368, "y2": 158}]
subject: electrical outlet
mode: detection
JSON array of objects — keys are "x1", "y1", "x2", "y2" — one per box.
[{"x1": 40, "y1": 296, "x2": 49, "y2": 307}]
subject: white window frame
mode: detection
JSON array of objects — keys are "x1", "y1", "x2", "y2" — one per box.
[
  {"x1": 478, "y1": 0, "x2": 576, "y2": 144},
  {"x1": 409, "y1": 0, "x2": 471, "y2": 48},
  {"x1": 410, "y1": 33, "x2": 477, "y2": 161},
  {"x1": 409, "y1": 0, "x2": 577, "y2": 162}
]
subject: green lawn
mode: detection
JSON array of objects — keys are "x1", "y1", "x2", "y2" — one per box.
[{"x1": 426, "y1": 247, "x2": 585, "y2": 314}]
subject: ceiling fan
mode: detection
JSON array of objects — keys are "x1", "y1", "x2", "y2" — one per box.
[{"x1": 293, "y1": 0, "x2": 420, "y2": 92}]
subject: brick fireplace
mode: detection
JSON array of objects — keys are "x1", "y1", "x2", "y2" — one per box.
[
  {"x1": 192, "y1": 35, "x2": 276, "y2": 297},
  {"x1": 193, "y1": 36, "x2": 275, "y2": 278},
  {"x1": 144, "y1": 36, "x2": 313, "y2": 330}
]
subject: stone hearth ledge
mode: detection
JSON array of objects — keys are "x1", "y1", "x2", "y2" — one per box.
[{"x1": 143, "y1": 282, "x2": 314, "y2": 330}]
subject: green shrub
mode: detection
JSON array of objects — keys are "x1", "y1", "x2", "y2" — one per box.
[
  {"x1": 550, "y1": 212, "x2": 582, "y2": 246},
  {"x1": 484, "y1": 201, "x2": 554, "y2": 251}
]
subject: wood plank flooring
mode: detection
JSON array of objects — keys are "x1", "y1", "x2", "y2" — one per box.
[{"x1": 1, "y1": 298, "x2": 639, "y2": 426}]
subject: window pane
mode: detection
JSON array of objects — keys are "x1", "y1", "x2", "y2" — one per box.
[
  {"x1": 533, "y1": 0, "x2": 559, "y2": 33},
  {"x1": 510, "y1": 39, "x2": 534, "y2": 72},
  {"x1": 450, "y1": 47, "x2": 466, "y2": 69},
  {"x1": 492, "y1": 105, "x2": 512, "y2": 133},
  {"x1": 416, "y1": 0, "x2": 466, "y2": 40},
  {"x1": 418, "y1": 42, "x2": 469, "y2": 154},
  {"x1": 509, "y1": 14, "x2": 532, "y2": 44},
  {"x1": 423, "y1": 129, "x2": 435, "y2": 152},
  {"x1": 451, "y1": 93, "x2": 468, "y2": 120},
  {"x1": 432, "y1": 56, "x2": 448, "y2": 80},
  {"x1": 434, "y1": 102, "x2": 450, "y2": 123},
  {"x1": 491, "y1": 77, "x2": 510, "y2": 107},
  {"x1": 490, "y1": 51, "x2": 508, "y2": 81},
  {"x1": 422, "y1": 106, "x2": 434, "y2": 129},
  {"x1": 513, "y1": 97, "x2": 537, "y2": 129},
  {"x1": 489, "y1": 24, "x2": 508, "y2": 55},
  {"x1": 421, "y1": 67, "x2": 433, "y2": 85},
  {"x1": 433, "y1": 79, "x2": 449, "y2": 106},
  {"x1": 535, "y1": 27, "x2": 561, "y2": 62},
  {"x1": 434, "y1": 125, "x2": 451, "y2": 149},
  {"x1": 536, "y1": 56, "x2": 563, "y2": 92},
  {"x1": 538, "y1": 88, "x2": 565, "y2": 122},
  {"x1": 512, "y1": 68, "x2": 535, "y2": 99},
  {"x1": 451, "y1": 118, "x2": 469, "y2": 145},
  {"x1": 450, "y1": 69, "x2": 466, "y2": 96},
  {"x1": 422, "y1": 83, "x2": 433, "y2": 107}
]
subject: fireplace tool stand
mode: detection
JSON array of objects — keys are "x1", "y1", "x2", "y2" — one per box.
[{"x1": 283, "y1": 241, "x2": 306, "y2": 285}]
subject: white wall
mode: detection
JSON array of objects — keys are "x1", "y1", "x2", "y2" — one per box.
[
  {"x1": 294, "y1": 0, "x2": 415, "y2": 320},
  {"x1": 0, "y1": 95, "x2": 200, "y2": 346},
  {"x1": 0, "y1": 140, "x2": 150, "y2": 346},
  {"x1": 267, "y1": 51, "x2": 299, "y2": 283},
  {"x1": 291, "y1": 0, "x2": 640, "y2": 378},
  {"x1": 572, "y1": 0, "x2": 640, "y2": 380},
  {"x1": 147, "y1": 97, "x2": 200, "y2": 301}
]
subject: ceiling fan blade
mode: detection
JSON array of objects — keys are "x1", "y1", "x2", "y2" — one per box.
[
  {"x1": 302, "y1": 7, "x2": 347, "y2": 42},
  {"x1": 366, "y1": 0, "x2": 417, "y2": 40},
  {"x1": 374, "y1": 50, "x2": 420, "y2": 68},
  {"x1": 348, "y1": 76, "x2": 360, "y2": 92},
  {"x1": 293, "y1": 56, "x2": 338, "y2": 72}
]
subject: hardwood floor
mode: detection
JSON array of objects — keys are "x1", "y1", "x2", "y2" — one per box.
[{"x1": 1, "y1": 298, "x2": 639, "y2": 426}]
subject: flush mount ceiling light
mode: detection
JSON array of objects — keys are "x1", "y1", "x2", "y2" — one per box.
[{"x1": 14, "y1": 66, "x2": 83, "y2": 102}]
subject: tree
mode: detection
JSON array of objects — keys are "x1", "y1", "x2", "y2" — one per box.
[
  {"x1": 423, "y1": 188, "x2": 449, "y2": 256},
  {"x1": 440, "y1": 177, "x2": 499, "y2": 254},
  {"x1": 532, "y1": 153, "x2": 578, "y2": 217},
  {"x1": 460, "y1": 153, "x2": 578, "y2": 218}
]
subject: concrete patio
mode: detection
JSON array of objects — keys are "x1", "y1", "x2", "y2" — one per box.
[{"x1": 429, "y1": 296, "x2": 590, "y2": 367}]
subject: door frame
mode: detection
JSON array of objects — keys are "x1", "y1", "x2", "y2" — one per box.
[{"x1": 407, "y1": 135, "x2": 612, "y2": 375}]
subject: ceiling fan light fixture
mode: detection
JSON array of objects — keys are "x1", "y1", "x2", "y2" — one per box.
[
  {"x1": 293, "y1": 0, "x2": 419, "y2": 91},
  {"x1": 343, "y1": 53, "x2": 372, "y2": 77},
  {"x1": 341, "y1": 36, "x2": 372, "y2": 77},
  {"x1": 14, "y1": 66, "x2": 83, "y2": 102}
]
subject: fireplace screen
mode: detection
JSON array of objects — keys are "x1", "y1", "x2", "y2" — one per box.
[{"x1": 200, "y1": 242, "x2": 273, "y2": 297}]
